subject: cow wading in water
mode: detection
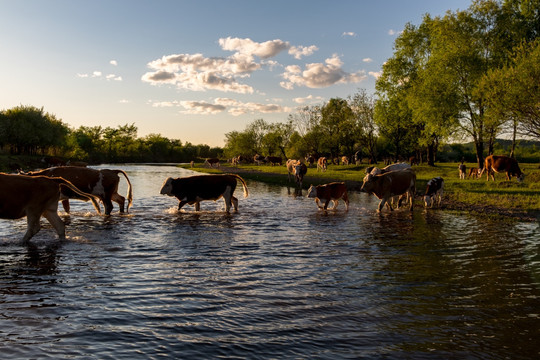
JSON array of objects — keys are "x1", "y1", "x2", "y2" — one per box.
[
  {"x1": 480, "y1": 155, "x2": 525, "y2": 182},
  {"x1": 307, "y1": 182, "x2": 349, "y2": 211},
  {"x1": 160, "y1": 174, "x2": 249, "y2": 213},
  {"x1": 360, "y1": 169, "x2": 416, "y2": 212},
  {"x1": 0, "y1": 173, "x2": 101, "y2": 242},
  {"x1": 24, "y1": 166, "x2": 133, "y2": 215}
]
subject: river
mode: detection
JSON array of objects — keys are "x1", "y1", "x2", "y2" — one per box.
[{"x1": 1, "y1": 164, "x2": 539, "y2": 359}]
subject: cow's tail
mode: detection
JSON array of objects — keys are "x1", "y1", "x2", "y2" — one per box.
[
  {"x1": 53, "y1": 177, "x2": 101, "y2": 214},
  {"x1": 115, "y1": 170, "x2": 133, "y2": 213},
  {"x1": 230, "y1": 174, "x2": 249, "y2": 198}
]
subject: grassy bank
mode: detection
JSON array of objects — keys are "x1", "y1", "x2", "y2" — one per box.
[{"x1": 182, "y1": 161, "x2": 540, "y2": 221}]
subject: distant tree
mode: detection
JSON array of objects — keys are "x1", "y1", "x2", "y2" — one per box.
[{"x1": 348, "y1": 89, "x2": 378, "y2": 163}]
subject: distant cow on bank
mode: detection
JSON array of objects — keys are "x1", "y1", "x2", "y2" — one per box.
[
  {"x1": 468, "y1": 167, "x2": 481, "y2": 179},
  {"x1": 341, "y1": 156, "x2": 349, "y2": 166},
  {"x1": 265, "y1": 156, "x2": 282, "y2": 166},
  {"x1": 0, "y1": 173, "x2": 100, "y2": 242},
  {"x1": 160, "y1": 174, "x2": 249, "y2": 213},
  {"x1": 305, "y1": 155, "x2": 315, "y2": 167},
  {"x1": 287, "y1": 159, "x2": 308, "y2": 188},
  {"x1": 480, "y1": 155, "x2": 525, "y2": 182},
  {"x1": 307, "y1": 182, "x2": 349, "y2": 210},
  {"x1": 424, "y1": 177, "x2": 444, "y2": 208},
  {"x1": 360, "y1": 169, "x2": 416, "y2": 212},
  {"x1": 317, "y1": 157, "x2": 327, "y2": 172},
  {"x1": 458, "y1": 163, "x2": 466, "y2": 179},
  {"x1": 204, "y1": 158, "x2": 221, "y2": 168},
  {"x1": 24, "y1": 166, "x2": 133, "y2": 215},
  {"x1": 369, "y1": 162, "x2": 411, "y2": 175},
  {"x1": 254, "y1": 154, "x2": 266, "y2": 165}
]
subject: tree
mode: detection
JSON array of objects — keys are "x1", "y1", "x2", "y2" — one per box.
[
  {"x1": 348, "y1": 89, "x2": 378, "y2": 163},
  {"x1": 320, "y1": 98, "x2": 355, "y2": 158}
]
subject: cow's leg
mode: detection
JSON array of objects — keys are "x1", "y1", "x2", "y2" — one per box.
[
  {"x1": 231, "y1": 196, "x2": 239, "y2": 211},
  {"x1": 103, "y1": 198, "x2": 114, "y2": 215},
  {"x1": 178, "y1": 200, "x2": 188, "y2": 210},
  {"x1": 331, "y1": 200, "x2": 339, "y2": 210},
  {"x1": 408, "y1": 190, "x2": 414, "y2": 211},
  {"x1": 378, "y1": 198, "x2": 390, "y2": 212},
  {"x1": 315, "y1": 199, "x2": 323, "y2": 209},
  {"x1": 61, "y1": 199, "x2": 71, "y2": 213},
  {"x1": 323, "y1": 199, "x2": 331, "y2": 210},
  {"x1": 22, "y1": 213, "x2": 41, "y2": 243},
  {"x1": 343, "y1": 194, "x2": 350, "y2": 210},
  {"x1": 112, "y1": 193, "x2": 126, "y2": 213},
  {"x1": 44, "y1": 209, "x2": 66, "y2": 240},
  {"x1": 194, "y1": 202, "x2": 200, "y2": 211}
]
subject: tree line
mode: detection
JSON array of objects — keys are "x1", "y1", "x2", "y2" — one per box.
[
  {"x1": 224, "y1": 0, "x2": 539, "y2": 167},
  {"x1": 0, "y1": 105, "x2": 223, "y2": 163}
]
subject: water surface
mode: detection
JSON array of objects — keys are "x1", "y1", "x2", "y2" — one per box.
[{"x1": 1, "y1": 164, "x2": 539, "y2": 359}]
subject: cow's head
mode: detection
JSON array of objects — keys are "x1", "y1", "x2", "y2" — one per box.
[
  {"x1": 159, "y1": 177, "x2": 174, "y2": 196},
  {"x1": 306, "y1": 185, "x2": 317, "y2": 198},
  {"x1": 360, "y1": 173, "x2": 376, "y2": 193},
  {"x1": 517, "y1": 172, "x2": 525, "y2": 182}
]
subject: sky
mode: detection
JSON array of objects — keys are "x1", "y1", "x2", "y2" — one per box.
[{"x1": 0, "y1": 0, "x2": 472, "y2": 147}]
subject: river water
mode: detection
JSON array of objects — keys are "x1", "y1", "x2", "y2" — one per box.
[{"x1": 1, "y1": 164, "x2": 539, "y2": 359}]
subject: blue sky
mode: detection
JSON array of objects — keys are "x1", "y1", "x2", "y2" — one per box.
[{"x1": 0, "y1": 0, "x2": 472, "y2": 147}]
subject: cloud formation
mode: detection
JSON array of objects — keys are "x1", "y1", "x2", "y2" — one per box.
[
  {"x1": 148, "y1": 98, "x2": 291, "y2": 116},
  {"x1": 280, "y1": 54, "x2": 366, "y2": 89},
  {"x1": 342, "y1": 32, "x2": 356, "y2": 37},
  {"x1": 142, "y1": 37, "x2": 320, "y2": 93}
]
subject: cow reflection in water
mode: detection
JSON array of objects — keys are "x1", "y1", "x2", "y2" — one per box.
[{"x1": 160, "y1": 174, "x2": 249, "y2": 213}]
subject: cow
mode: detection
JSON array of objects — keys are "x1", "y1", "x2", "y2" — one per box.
[
  {"x1": 204, "y1": 158, "x2": 220, "y2": 168},
  {"x1": 480, "y1": 155, "x2": 525, "y2": 182},
  {"x1": 424, "y1": 177, "x2": 444, "y2": 208},
  {"x1": 317, "y1": 157, "x2": 327, "y2": 172},
  {"x1": 307, "y1": 182, "x2": 349, "y2": 210},
  {"x1": 354, "y1": 151, "x2": 361, "y2": 165},
  {"x1": 287, "y1": 159, "x2": 307, "y2": 188},
  {"x1": 370, "y1": 162, "x2": 411, "y2": 175},
  {"x1": 305, "y1": 155, "x2": 315, "y2": 167},
  {"x1": 458, "y1": 163, "x2": 466, "y2": 179},
  {"x1": 265, "y1": 156, "x2": 282, "y2": 166},
  {"x1": 341, "y1": 156, "x2": 349, "y2": 166},
  {"x1": 23, "y1": 166, "x2": 133, "y2": 215},
  {"x1": 254, "y1": 154, "x2": 266, "y2": 165},
  {"x1": 467, "y1": 167, "x2": 481, "y2": 179},
  {"x1": 360, "y1": 169, "x2": 416, "y2": 212},
  {"x1": 160, "y1": 174, "x2": 249, "y2": 213},
  {"x1": 0, "y1": 173, "x2": 101, "y2": 242},
  {"x1": 409, "y1": 156, "x2": 420, "y2": 165}
]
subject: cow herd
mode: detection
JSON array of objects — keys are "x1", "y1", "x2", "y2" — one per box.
[{"x1": 0, "y1": 154, "x2": 526, "y2": 243}]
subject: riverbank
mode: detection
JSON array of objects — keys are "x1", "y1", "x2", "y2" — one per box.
[{"x1": 182, "y1": 162, "x2": 540, "y2": 222}]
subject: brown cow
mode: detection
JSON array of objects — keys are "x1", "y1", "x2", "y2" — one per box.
[
  {"x1": 480, "y1": 155, "x2": 525, "y2": 182},
  {"x1": 24, "y1": 166, "x2": 133, "y2": 215},
  {"x1": 0, "y1": 173, "x2": 100, "y2": 242},
  {"x1": 341, "y1": 156, "x2": 349, "y2": 166},
  {"x1": 254, "y1": 154, "x2": 266, "y2": 165},
  {"x1": 317, "y1": 157, "x2": 327, "y2": 172},
  {"x1": 204, "y1": 158, "x2": 220, "y2": 168},
  {"x1": 467, "y1": 167, "x2": 481, "y2": 179},
  {"x1": 307, "y1": 182, "x2": 349, "y2": 210},
  {"x1": 160, "y1": 174, "x2": 249, "y2": 213},
  {"x1": 265, "y1": 156, "x2": 282, "y2": 166},
  {"x1": 360, "y1": 169, "x2": 416, "y2": 211}
]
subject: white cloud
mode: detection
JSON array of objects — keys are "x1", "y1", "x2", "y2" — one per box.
[
  {"x1": 92, "y1": 71, "x2": 102, "y2": 77},
  {"x1": 293, "y1": 95, "x2": 325, "y2": 104},
  {"x1": 110, "y1": 60, "x2": 118, "y2": 66},
  {"x1": 280, "y1": 54, "x2": 366, "y2": 89},
  {"x1": 106, "y1": 74, "x2": 122, "y2": 81},
  {"x1": 219, "y1": 37, "x2": 289, "y2": 58},
  {"x1": 288, "y1": 45, "x2": 318, "y2": 59},
  {"x1": 342, "y1": 32, "x2": 356, "y2": 37},
  {"x1": 363, "y1": 58, "x2": 373, "y2": 63},
  {"x1": 388, "y1": 29, "x2": 402, "y2": 36},
  {"x1": 77, "y1": 73, "x2": 89, "y2": 78},
  {"x1": 179, "y1": 101, "x2": 227, "y2": 114},
  {"x1": 119, "y1": 99, "x2": 130, "y2": 104},
  {"x1": 368, "y1": 71, "x2": 382, "y2": 79}
]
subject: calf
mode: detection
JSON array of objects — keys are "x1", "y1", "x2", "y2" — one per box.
[
  {"x1": 424, "y1": 177, "x2": 444, "y2": 208},
  {"x1": 307, "y1": 182, "x2": 349, "y2": 210},
  {"x1": 341, "y1": 156, "x2": 349, "y2": 166},
  {"x1": 360, "y1": 169, "x2": 416, "y2": 212},
  {"x1": 24, "y1": 166, "x2": 133, "y2": 215},
  {"x1": 0, "y1": 173, "x2": 100, "y2": 242},
  {"x1": 160, "y1": 174, "x2": 249, "y2": 213},
  {"x1": 458, "y1": 163, "x2": 466, "y2": 179},
  {"x1": 467, "y1": 167, "x2": 480, "y2": 179},
  {"x1": 254, "y1": 154, "x2": 266, "y2": 165},
  {"x1": 480, "y1": 155, "x2": 525, "y2": 182}
]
